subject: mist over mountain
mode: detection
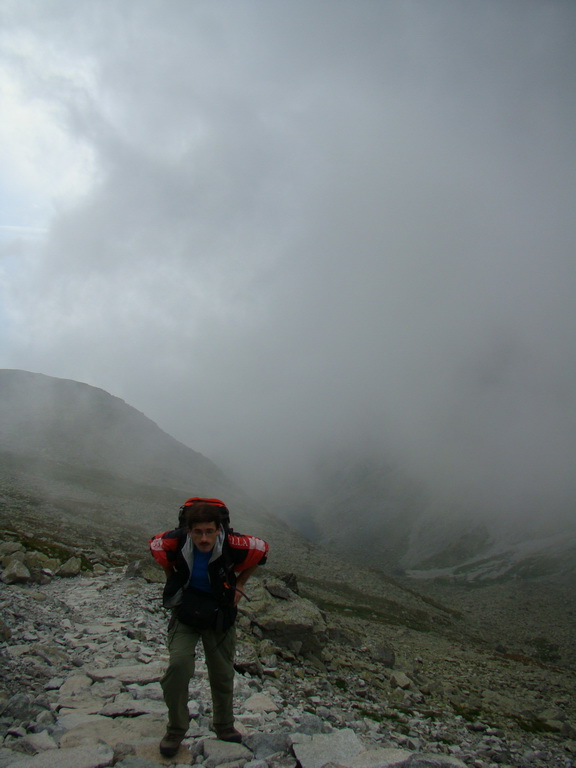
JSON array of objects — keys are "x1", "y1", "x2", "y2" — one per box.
[
  {"x1": 0, "y1": 368, "x2": 474, "y2": 647},
  {"x1": 0, "y1": 368, "x2": 230, "y2": 491},
  {"x1": 0, "y1": 371, "x2": 228, "y2": 486},
  {"x1": 0, "y1": 369, "x2": 298, "y2": 557},
  {"x1": 1, "y1": 369, "x2": 574, "y2": 587},
  {"x1": 2, "y1": 2, "x2": 574, "y2": 558},
  {"x1": 269, "y1": 441, "x2": 576, "y2": 585}
]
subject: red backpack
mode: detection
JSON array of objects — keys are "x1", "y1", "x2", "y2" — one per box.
[{"x1": 177, "y1": 497, "x2": 231, "y2": 531}]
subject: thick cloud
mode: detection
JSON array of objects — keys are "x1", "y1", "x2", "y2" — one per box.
[{"x1": 1, "y1": 1, "x2": 574, "y2": 520}]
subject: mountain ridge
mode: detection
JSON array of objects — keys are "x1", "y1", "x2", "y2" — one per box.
[{"x1": 0, "y1": 369, "x2": 231, "y2": 490}]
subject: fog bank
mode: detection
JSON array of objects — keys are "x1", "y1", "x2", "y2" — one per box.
[{"x1": 1, "y1": 1, "x2": 574, "y2": 524}]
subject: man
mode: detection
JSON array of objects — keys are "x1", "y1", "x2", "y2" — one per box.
[{"x1": 149, "y1": 497, "x2": 269, "y2": 757}]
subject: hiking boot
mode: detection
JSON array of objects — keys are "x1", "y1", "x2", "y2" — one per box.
[
  {"x1": 159, "y1": 730, "x2": 185, "y2": 756},
  {"x1": 215, "y1": 726, "x2": 242, "y2": 743}
]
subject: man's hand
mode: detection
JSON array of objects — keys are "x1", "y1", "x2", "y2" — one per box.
[{"x1": 234, "y1": 565, "x2": 258, "y2": 606}]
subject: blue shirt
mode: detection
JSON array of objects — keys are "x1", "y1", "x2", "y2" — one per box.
[{"x1": 189, "y1": 547, "x2": 212, "y2": 592}]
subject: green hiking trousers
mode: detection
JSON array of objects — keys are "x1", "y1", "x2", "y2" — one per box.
[{"x1": 160, "y1": 617, "x2": 236, "y2": 735}]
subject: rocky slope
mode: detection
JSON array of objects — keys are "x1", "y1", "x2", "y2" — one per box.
[
  {"x1": 1, "y1": 369, "x2": 575, "y2": 766},
  {"x1": 1, "y1": 539, "x2": 575, "y2": 768}
]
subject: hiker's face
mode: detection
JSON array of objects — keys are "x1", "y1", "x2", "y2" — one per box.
[{"x1": 189, "y1": 522, "x2": 220, "y2": 552}]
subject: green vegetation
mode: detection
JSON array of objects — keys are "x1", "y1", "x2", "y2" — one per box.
[
  {"x1": 529, "y1": 636, "x2": 561, "y2": 664},
  {"x1": 297, "y1": 575, "x2": 452, "y2": 632},
  {"x1": 0, "y1": 449, "x2": 186, "y2": 506},
  {"x1": 0, "y1": 477, "x2": 149, "y2": 569},
  {"x1": 366, "y1": 568, "x2": 463, "y2": 619}
]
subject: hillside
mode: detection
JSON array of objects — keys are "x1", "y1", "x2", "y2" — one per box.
[
  {"x1": 1, "y1": 369, "x2": 575, "y2": 672},
  {"x1": 1, "y1": 369, "x2": 576, "y2": 768},
  {"x1": 0, "y1": 369, "x2": 239, "y2": 496},
  {"x1": 0, "y1": 370, "x2": 450, "y2": 624},
  {"x1": 0, "y1": 369, "x2": 295, "y2": 546}
]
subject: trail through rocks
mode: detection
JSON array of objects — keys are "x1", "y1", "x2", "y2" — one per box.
[{"x1": 1, "y1": 568, "x2": 574, "y2": 768}]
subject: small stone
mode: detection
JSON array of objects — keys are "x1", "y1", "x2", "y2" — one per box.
[
  {"x1": 243, "y1": 693, "x2": 280, "y2": 713},
  {"x1": 390, "y1": 671, "x2": 412, "y2": 690}
]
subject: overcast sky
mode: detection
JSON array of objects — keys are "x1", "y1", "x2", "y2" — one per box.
[{"x1": 1, "y1": 0, "x2": 574, "y2": 521}]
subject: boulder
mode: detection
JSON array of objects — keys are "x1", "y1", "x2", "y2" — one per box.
[
  {"x1": 235, "y1": 642, "x2": 264, "y2": 677},
  {"x1": 3, "y1": 692, "x2": 44, "y2": 722},
  {"x1": 390, "y1": 671, "x2": 412, "y2": 690},
  {"x1": 98, "y1": 693, "x2": 166, "y2": 717},
  {"x1": 292, "y1": 714, "x2": 331, "y2": 735},
  {"x1": 1, "y1": 559, "x2": 31, "y2": 584},
  {"x1": 58, "y1": 714, "x2": 165, "y2": 750},
  {"x1": 242, "y1": 732, "x2": 292, "y2": 759},
  {"x1": 241, "y1": 577, "x2": 327, "y2": 654},
  {"x1": 0, "y1": 541, "x2": 24, "y2": 556},
  {"x1": 243, "y1": 692, "x2": 280, "y2": 713},
  {"x1": 373, "y1": 644, "x2": 396, "y2": 669},
  {"x1": 12, "y1": 730, "x2": 58, "y2": 755},
  {"x1": 348, "y1": 747, "x2": 413, "y2": 766},
  {"x1": 56, "y1": 557, "x2": 82, "y2": 577},
  {"x1": 202, "y1": 739, "x2": 252, "y2": 767},
  {"x1": 406, "y1": 755, "x2": 468, "y2": 767},
  {"x1": 24, "y1": 551, "x2": 60, "y2": 572},
  {"x1": 125, "y1": 559, "x2": 165, "y2": 584}
]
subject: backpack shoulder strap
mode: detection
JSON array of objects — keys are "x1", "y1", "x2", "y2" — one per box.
[{"x1": 149, "y1": 528, "x2": 187, "y2": 570}]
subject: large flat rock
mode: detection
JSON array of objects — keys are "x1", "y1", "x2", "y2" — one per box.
[
  {"x1": 85, "y1": 661, "x2": 165, "y2": 684},
  {"x1": 3, "y1": 743, "x2": 113, "y2": 768},
  {"x1": 291, "y1": 728, "x2": 363, "y2": 768},
  {"x1": 59, "y1": 714, "x2": 165, "y2": 750}
]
